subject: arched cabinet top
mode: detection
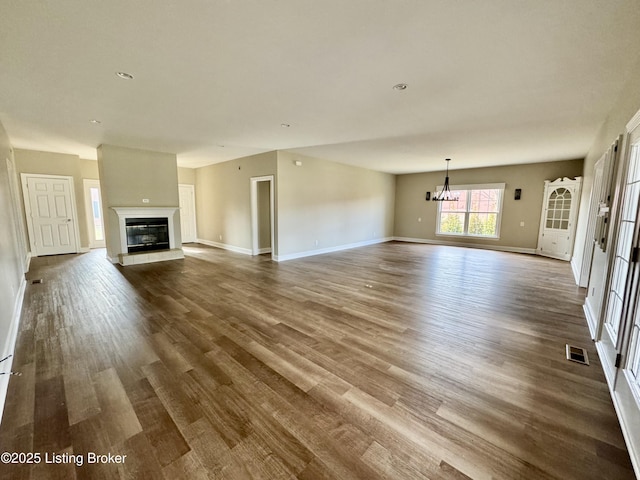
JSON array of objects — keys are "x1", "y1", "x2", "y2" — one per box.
[{"x1": 543, "y1": 176, "x2": 582, "y2": 187}]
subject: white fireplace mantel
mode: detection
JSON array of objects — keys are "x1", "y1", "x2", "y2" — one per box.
[{"x1": 111, "y1": 206, "x2": 184, "y2": 265}]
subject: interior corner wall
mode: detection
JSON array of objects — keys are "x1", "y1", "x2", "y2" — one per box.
[
  {"x1": 14, "y1": 149, "x2": 91, "y2": 250},
  {"x1": 80, "y1": 159, "x2": 99, "y2": 180},
  {"x1": 0, "y1": 120, "x2": 28, "y2": 423},
  {"x1": 97, "y1": 144, "x2": 180, "y2": 261},
  {"x1": 194, "y1": 151, "x2": 277, "y2": 252},
  {"x1": 393, "y1": 159, "x2": 584, "y2": 250},
  {"x1": 276, "y1": 151, "x2": 395, "y2": 259},
  {"x1": 177, "y1": 167, "x2": 196, "y2": 185}
]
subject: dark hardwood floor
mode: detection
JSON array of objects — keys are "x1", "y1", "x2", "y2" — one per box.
[{"x1": 0, "y1": 242, "x2": 634, "y2": 479}]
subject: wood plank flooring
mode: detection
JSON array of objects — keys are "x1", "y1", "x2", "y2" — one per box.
[{"x1": 0, "y1": 242, "x2": 634, "y2": 479}]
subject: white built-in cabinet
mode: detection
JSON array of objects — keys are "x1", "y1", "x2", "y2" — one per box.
[{"x1": 536, "y1": 177, "x2": 582, "y2": 261}]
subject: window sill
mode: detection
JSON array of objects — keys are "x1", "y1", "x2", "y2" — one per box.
[{"x1": 436, "y1": 233, "x2": 500, "y2": 240}]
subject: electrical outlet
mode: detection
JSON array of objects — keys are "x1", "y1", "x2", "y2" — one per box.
[
  {"x1": 142, "y1": 198, "x2": 150, "y2": 203},
  {"x1": 315, "y1": 240, "x2": 319, "y2": 246},
  {"x1": 219, "y1": 235, "x2": 222, "y2": 241},
  {"x1": 418, "y1": 217, "x2": 422, "y2": 222},
  {"x1": 520, "y1": 221, "x2": 525, "y2": 227}
]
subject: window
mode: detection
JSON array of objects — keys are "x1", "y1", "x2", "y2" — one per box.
[
  {"x1": 545, "y1": 187, "x2": 571, "y2": 230},
  {"x1": 436, "y1": 183, "x2": 505, "y2": 238}
]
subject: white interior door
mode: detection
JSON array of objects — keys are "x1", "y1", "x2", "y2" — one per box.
[
  {"x1": 83, "y1": 179, "x2": 105, "y2": 248},
  {"x1": 178, "y1": 184, "x2": 197, "y2": 243},
  {"x1": 22, "y1": 174, "x2": 79, "y2": 256}
]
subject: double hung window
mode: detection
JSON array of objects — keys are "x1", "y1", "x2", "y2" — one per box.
[{"x1": 436, "y1": 183, "x2": 505, "y2": 238}]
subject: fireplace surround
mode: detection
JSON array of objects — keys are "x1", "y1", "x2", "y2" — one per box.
[{"x1": 111, "y1": 207, "x2": 184, "y2": 265}]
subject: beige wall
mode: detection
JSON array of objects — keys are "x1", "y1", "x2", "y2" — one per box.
[
  {"x1": 195, "y1": 151, "x2": 277, "y2": 252},
  {"x1": 81, "y1": 159, "x2": 99, "y2": 179},
  {"x1": 276, "y1": 151, "x2": 395, "y2": 258},
  {"x1": 0, "y1": 120, "x2": 28, "y2": 397},
  {"x1": 178, "y1": 167, "x2": 196, "y2": 185},
  {"x1": 97, "y1": 144, "x2": 180, "y2": 260},
  {"x1": 14, "y1": 149, "x2": 91, "y2": 249},
  {"x1": 394, "y1": 159, "x2": 583, "y2": 250}
]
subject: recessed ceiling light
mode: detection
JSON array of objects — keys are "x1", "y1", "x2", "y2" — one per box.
[
  {"x1": 116, "y1": 71, "x2": 134, "y2": 80},
  {"x1": 89, "y1": 119, "x2": 102, "y2": 125},
  {"x1": 393, "y1": 83, "x2": 408, "y2": 91},
  {"x1": 281, "y1": 123, "x2": 290, "y2": 128}
]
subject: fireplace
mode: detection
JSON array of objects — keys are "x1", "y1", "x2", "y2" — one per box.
[
  {"x1": 111, "y1": 207, "x2": 184, "y2": 265},
  {"x1": 125, "y1": 217, "x2": 169, "y2": 253}
]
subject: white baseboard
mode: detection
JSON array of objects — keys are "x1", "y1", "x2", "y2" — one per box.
[
  {"x1": 273, "y1": 237, "x2": 393, "y2": 262},
  {"x1": 196, "y1": 238, "x2": 252, "y2": 256},
  {"x1": 583, "y1": 301, "x2": 598, "y2": 340},
  {"x1": 0, "y1": 276, "x2": 27, "y2": 425},
  {"x1": 392, "y1": 237, "x2": 537, "y2": 255},
  {"x1": 570, "y1": 255, "x2": 581, "y2": 285},
  {"x1": 24, "y1": 252, "x2": 31, "y2": 273},
  {"x1": 619, "y1": 370, "x2": 640, "y2": 479},
  {"x1": 257, "y1": 247, "x2": 272, "y2": 254},
  {"x1": 596, "y1": 341, "x2": 640, "y2": 479},
  {"x1": 79, "y1": 246, "x2": 90, "y2": 253}
]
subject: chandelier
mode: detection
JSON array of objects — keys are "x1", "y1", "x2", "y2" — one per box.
[{"x1": 432, "y1": 158, "x2": 459, "y2": 202}]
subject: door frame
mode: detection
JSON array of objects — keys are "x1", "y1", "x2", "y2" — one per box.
[
  {"x1": 6, "y1": 157, "x2": 29, "y2": 271},
  {"x1": 598, "y1": 115, "x2": 640, "y2": 363},
  {"x1": 178, "y1": 184, "x2": 197, "y2": 243},
  {"x1": 593, "y1": 107, "x2": 640, "y2": 478},
  {"x1": 250, "y1": 175, "x2": 275, "y2": 257},
  {"x1": 21, "y1": 173, "x2": 81, "y2": 256},
  {"x1": 83, "y1": 178, "x2": 105, "y2": 248},
  {"x1": 610, "y1": 111, "x2": 640, "y2": 372}
]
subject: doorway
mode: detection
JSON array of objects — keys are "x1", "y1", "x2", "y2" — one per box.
[
  {"x1": 21, "y1": 174, "x2": 80, "y2": 256},
  {"x1": 179, "y1": 184, "x2": 197, "y2": 243},
  {"x1": 83, "y1": 179, "x2": 105, "y2": 249},
  {"x1": 250, "y1": 176, "x2": 274, "y2": 257}
]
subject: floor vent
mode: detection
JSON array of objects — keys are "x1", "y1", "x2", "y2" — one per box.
[
  {"x1": 566, "y1": 344, "x2": 589, "y2": 365},
  {"x1": 31, "y1": 279, "x2": 44, "y2": 284}
]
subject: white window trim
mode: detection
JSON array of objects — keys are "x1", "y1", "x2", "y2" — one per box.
[{"x1": 435, "y1": 183, "x2": 506, "y2": 239}]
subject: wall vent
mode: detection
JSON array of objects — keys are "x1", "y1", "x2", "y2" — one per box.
[{"x1": 30, "y1": 279, "x2": 43, "y2": 284}]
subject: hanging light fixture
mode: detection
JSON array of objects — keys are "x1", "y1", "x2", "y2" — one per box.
[{"x1": 432, "y1": 158, "x2": 459, "y2": 202}]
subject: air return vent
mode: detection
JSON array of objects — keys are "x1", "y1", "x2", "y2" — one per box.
[
  {"x1": 566, "y1": 345, "x2": 589, "y2": 365},
  {"x1": 30, "y1": 279, "x2": 43, "y2": 284}
]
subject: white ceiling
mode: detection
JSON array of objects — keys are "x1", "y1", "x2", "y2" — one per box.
[{"x1": 1, "y1": 0, "x2": 639, "y2": 174}]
